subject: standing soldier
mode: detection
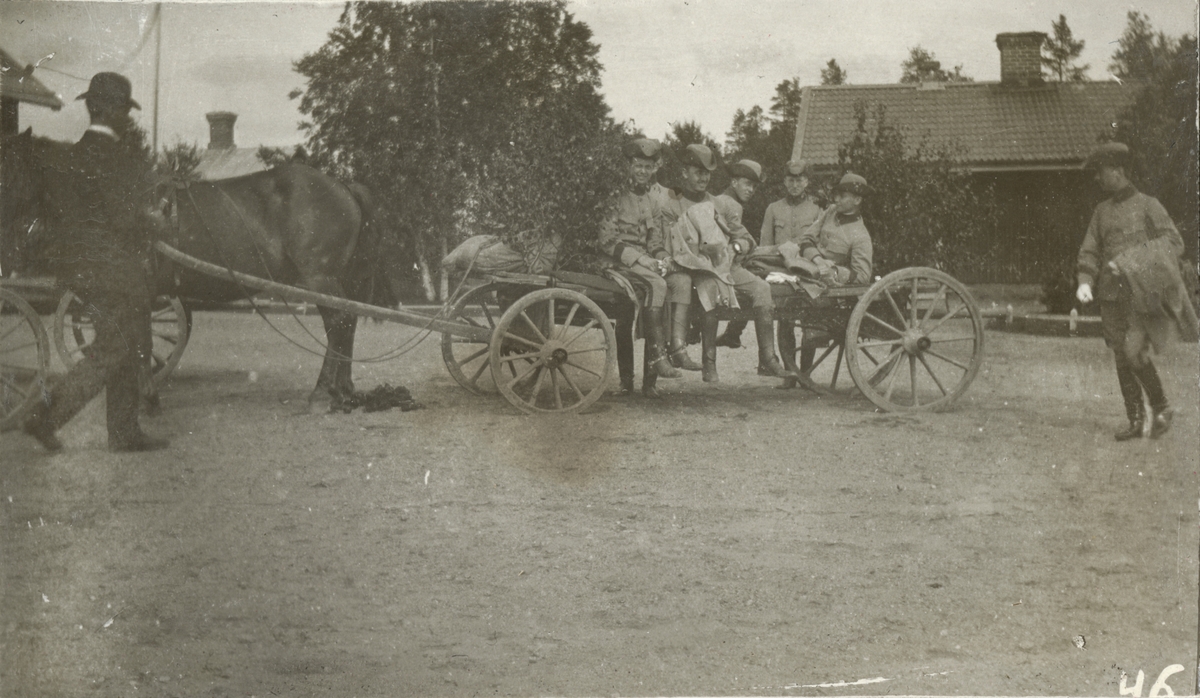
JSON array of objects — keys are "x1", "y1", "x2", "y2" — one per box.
[
  {"x1": 659, "y1": 144, "x2": 794, "y2": 383},
  {"x1": 597, "y1": 138, "x2": 682, "y2": 398},
  {"x1": 1075, "y1": 142, "x2": 1188, "y2": 440},
  {"x1": 710, "y1": 159, "x2": 761, "y2": 352},
  {"x1": 22, "y1": 73, "x2": 169, "y2": 453}
]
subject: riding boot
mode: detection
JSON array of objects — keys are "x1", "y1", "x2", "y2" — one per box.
[
  {"x1": 107, "y1": 357, "x2": 169, "y2": 452},
  {"x1": 21, "y1": 392, "x2": 62, "y2": 453},
  {"x1": 1133, "y1": 360, "x2": 1172, "y2": 438},
  {"x1": 641, "y1": 347, "x2": 662, "y2": 399},
  {"x1": 644, "y1": 306, "x2": 680, "y2": 379},
  {"x1": 754, "y1": 308, "x2": 793, "y2": 378},
  {"x1": 614, "y1": 307, "x2": 635, "y2": 395},
  {"x1": 1114, "y1": 363, "x2": 1145, "y2": 441},
  {"x1": 775, "y1": 322, "x2": 800, "y2": 388},
  {"x1": 701, "y1": 311, "x2": 720, "y2": 383},
  {"x1": 669, "y1": 303, "x2": 702, "y2": 371},
  {"x1": 716, "y1": 320, "x2": 748, "y2": 349}
]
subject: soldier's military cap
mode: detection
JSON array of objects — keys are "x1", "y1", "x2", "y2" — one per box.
[
  {"x1": 727, "y1": 159, "x2": 763, "y2": 183},
  {"x1": 783, "y1": 159, "x2": 811, "y2": 177},
  {"x1": 833, "y1": 172, "x2": 870, "y2": 196},
  {"x1": 623, "y1": 138, "x2": 663, "y2": 160},
  {"x1": 679, "y1": 143, "x2": 718, "y2": 171},
  {"x1": 76, "y1": 72, "x2": 141, "y2": 110},
  {"x1": 1083, "y1": 142, "x2": 1131, "y2": 171}
]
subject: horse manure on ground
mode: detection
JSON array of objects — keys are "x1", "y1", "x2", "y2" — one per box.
[{"x1": 334, "y1": 384, "x2": 422, "y2": 414}]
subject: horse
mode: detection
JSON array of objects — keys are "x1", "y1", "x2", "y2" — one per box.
[{"x1": 1, "y1": 128, "x2": 381, "y2": 411}]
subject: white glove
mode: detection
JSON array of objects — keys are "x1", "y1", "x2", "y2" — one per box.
[{"x1": 1076, "y1": 283, "x2": 1093, "y2": 304}]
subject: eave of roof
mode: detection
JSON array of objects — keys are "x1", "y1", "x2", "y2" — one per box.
[
  {"x1": 792, "y1": 80, "x2": 1142, "y2": 171},
  {"x1": 0, "y1": 47, "x2": 64, "y2": 110}
]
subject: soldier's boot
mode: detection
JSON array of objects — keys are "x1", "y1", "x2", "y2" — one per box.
[
  {"x1": 21, "y1": 390, "x2": 62, "y2": 454},
  {"x1": 614, "y1": 309, "x2": 636, "y2": 396},
  {"x1": 107, "y1": 360, "x2": 169, "y2": 453},
  {"x1": 776, "y1": 323, "x2": 800, "y2": 389},
  {"x1": 641, "y1": 350, "x2": 662, "y2": 399},
  {"x1": 701, "y1": 311, "x2": 720, "y2": 383},
  {"x1": 644, "y1": 306, "x2": 680, "y2": 379},
  {"x1": 1134, "y1": 360, "x2": 1173, "y2": 438},
  {"x1": 754, "y1": 308, "x2": 794, "y2": 379},
  {"x1": 669, "y1": 303, "x2": 703, "y2": 371},
  {"x1": 715, "y1": 320, "x2": 748, "y2": 349},
  {"x1": 1114, "y1": 364, "x2": 1145, "y2": 441}
]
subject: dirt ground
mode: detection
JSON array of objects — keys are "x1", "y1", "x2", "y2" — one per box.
[{"x1": 2, "y1": 310, "x2": 1197, "y2": 697}]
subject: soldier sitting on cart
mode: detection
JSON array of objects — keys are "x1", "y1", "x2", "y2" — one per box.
[
  {"x1": 659, "y1": 144, "x2": 796, "y2": 384},
  {"x1": 597, "y1": 138, "x2": 683, "y2": 398}
]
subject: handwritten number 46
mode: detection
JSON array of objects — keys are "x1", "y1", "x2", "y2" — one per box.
[{"x1": 1120, "y1": 665, "x2": 1186, "y2": 697}]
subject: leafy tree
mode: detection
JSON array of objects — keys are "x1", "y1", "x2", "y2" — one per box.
[
  {"x1": 1042, "y1": 14, "x2": 1088, "y2": 82},
  {"x1": 899, "y1": 46, "x2": 972, "y2": 83},
  {"x1": 293, "y1": 1, "x2": 623, "y2": 300},
  {"x1": 156, "y1": 139, "x2": 201, "y2": 181},
  {"x1": 837, "y1": 102, "x2": 996, "y2": 275},
  {"x1": 256, "y1": 145, "x2": 295, "y2": 169},
  {"x1": 1111, "y1": 17, "x2": 1198, "y2": 260},
  {"x1": 820, "y1": 59, "x2": 847, "y2": 85}
]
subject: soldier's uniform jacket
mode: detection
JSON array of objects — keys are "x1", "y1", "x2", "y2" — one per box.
[
  {"x1": 1077, "y1": 185, "x2": 1185, "y2": 302},
  {"x1": 660, "y1": 189, "x2": 756, "y2": 259},
  {"x1": 798, "y1": 205, "x2": 873, "y2": 286},
  {"x1": 760, "y1": 197, "x2": 822, "y2": 248},
  {"x1": 716, "y1": 188, "x2": 747, "y2": 233},
  {"x1": 597, "y1": 186, "x2": 667, "y2": 267}
]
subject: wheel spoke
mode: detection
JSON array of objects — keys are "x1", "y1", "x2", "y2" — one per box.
[
  {"x1": 923, "y1": 299, "x2": 966, "y2": 334},
  {"x1": 919, "y1": 283, "x2": 950, "y2": 328},
  {"x1": 546, "y1": 298, "x2": 557, "y2": 340},
  {"x1": 0, "y1": 319, "x2": 29, "y2": 343},
  {"x1": 561, "y1": 303, "x2": 581, "y2": 336},
  {"x1": 855, "y1": 338, "x2": 904, "y2": 349},
  {"x1": 910, "y1": 278, "x2": 919, "y2": 326},
  {"x1": 565, "y1": 345, "x2": 607, "y2": 356},
  {"x1": 522, "y1": 365, "x2": 548, "y2": 405},
  {"x1": 501, "y1": 332, "x2": 542, "y2": 351},
  {"x1": 883, "y1": 288, "x2": 908, "y2": 330},
  {"x1": 883, "y1": 353, "x2": 903, "y2": 401},
  {"x1": 0, "y1": 374, "x2": 31, "y2": 397},
  {"x1": 1, "y1": 339, "x2": 41, "y2": 354},
  {"x1": 564, "y1": 318, "x2": 599, "y2": 347},
  {"x1": 151, "y1": 352, "x2": 167, "y2": 371},
  {"x1": 809, "y1": 342, "x2": 838, "y2": 370},
  {"x1": 925, "y1": 347, "x2": 970, "y2": 371},
  {"x1": 154, "y1": 334, "x2": 179, "y2": 346},
  {"x1": 866, "y1": 347, "x2": 903, "y2": 384},
  {"x1": 457, "y1": 346, "x2": 490, "y2": 365},
  {"x1": 518, "y1": 310, "x2": 547, "y2": 344},
  {"x1": 927, "y1": 335, "x2": 977, "y2": 345},
  {"x1": 563, "y1": 360, "x2": 602, "y2": 380},
  {"x1": 862, "y1": 312, "x2": 904, "y2": 338},
  {"x1": 498, "y1": 350, "x2": 543, "y2": 364},
  {"x1": 917, "y1": 353, "x2": 949, "y2": 396},
  {"x1": 481, "y1": 302, "x2": 496, "y2": 329},
  {"x1": 830, "y1": 342, "x2": 844, "y2": 389},
  {"x1": 468, "y1": 356, "x2": 490, "y2": 387},
  {"x1": 556, "y1": 366, "x2": 585, "y2": 402},
  {"x1": 506, "y1": 358, "x2": 543, "y2": 390},
  {"x1": 550, "y1": 367, "x2": 563, "y2": 409}
]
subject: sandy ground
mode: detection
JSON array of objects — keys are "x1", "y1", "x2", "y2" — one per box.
[{"x1": 2, "y1": 311, "x2": 1197, "y2": 697}]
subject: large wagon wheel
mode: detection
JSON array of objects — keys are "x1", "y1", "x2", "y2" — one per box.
[
  {"x1": 488, "y1": 288, "x2": 617, "y2": 414},
  {"x1": 844, "y1": 267, "x2": 984, "y2": 412},
  {"x1": 55, "y1": 292, "x2": 191, "y2": 386},
  {"x1": 441, "y1": 283, "x2": 507, "y2": 395},
  {"x1": 0, "y1": 288, "x2": 51, "y2": 431}
]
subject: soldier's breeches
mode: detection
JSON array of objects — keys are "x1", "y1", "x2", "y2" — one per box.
[
  {"x1": 730, "y1": 267, "x2": 773, "y2": 310},
  {"x1": 621, "y1": 264, "x2": 668, "y2": 308},
  {"x1": 665, "y1": 272, "x2": 693, "y2": 305}
]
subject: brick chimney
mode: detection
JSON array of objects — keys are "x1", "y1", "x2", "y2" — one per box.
[
  {"x1": 996, "y1": 32, "x2": 1047, "y2": 86},
  {"x1": 205, "y1": 111, "x2": 237, "y2": 150}
]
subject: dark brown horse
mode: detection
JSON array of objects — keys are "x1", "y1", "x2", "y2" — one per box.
[{"x1": 2, "y1": 129, "x2": 381, "y2": 410}]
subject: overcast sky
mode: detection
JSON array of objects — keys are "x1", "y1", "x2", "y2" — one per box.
[{"x1": 4, "y1": 0, "x2": 1197, "y2": 150}]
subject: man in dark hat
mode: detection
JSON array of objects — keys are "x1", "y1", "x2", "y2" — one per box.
[
  {"x1": 22, "y1": 72, "x2": 168, "y2": 453},
  {"x1": 598, "y1": 138, "x2": 682, "y2": 398},
  {"x1": 659, "y1": 144, "x2": 795, "y2": 383},
  {"x1": 1076, "y1": 142, "x2": 1186, "y2": 440}
]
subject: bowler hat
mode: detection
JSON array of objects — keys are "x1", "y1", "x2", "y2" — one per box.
[
  {"x1": 76, "y1": 72, "x2": 140, "y2": 110},
  {"x1": 1083, "y1": 142, "x2": 1130, "y2": 171},
  {"x1": 783, "y1": 159, "x2": 811, "y2": 177},
  {"x1": 727, "y1": 159, "x2": 762, "y2": 183},
  {"x1": 679, "y1": 144, "x2": 718, "y2": 171},
  {"x1": 833, "y1": 172, "x2": 870, "y2": 197},
  {"x1": 623, "y1": 138, "x2": 663, "y2": 160}
]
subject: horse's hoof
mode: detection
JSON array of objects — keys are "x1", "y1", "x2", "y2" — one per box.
[{"x1": 308, "y1": 396, "x2": 332, "y2": 414}]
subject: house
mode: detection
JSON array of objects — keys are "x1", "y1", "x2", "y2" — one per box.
[
  {"x1": 791, "y1": 32, "x2": 1142, "y2": 283},
  {"x1": 0, "y1": 47, "x2": 63, "y2": 136},
  {"x1": 193, "y1": 111, "x2": 272, "y2": 180}
]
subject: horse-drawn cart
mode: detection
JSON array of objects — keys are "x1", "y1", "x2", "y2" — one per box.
[{"x1": 2, "y1": 239, "x2": 986, "y2": 427}]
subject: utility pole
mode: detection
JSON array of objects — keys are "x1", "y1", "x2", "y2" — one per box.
[{"x1": 152, "y1": 3, "x2": 163, "y2": 155}]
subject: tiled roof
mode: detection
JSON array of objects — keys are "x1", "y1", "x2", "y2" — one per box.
[
  {"x1": 792, "y1": 80, "x2": 1141, "y2": 171},
  {"x1": 0, "y1": 47, "x2": 63, "y2": 110},
  {"x1": 194, "y1": 147, "x2": 267, "y2": 180}
]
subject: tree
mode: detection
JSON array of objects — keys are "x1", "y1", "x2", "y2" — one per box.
[
  {"x1": 820, "y1": 58, "x2": 847, "y2": 85},
  {"x1": 768, "y1": 77, "x2": 802, "y2": 130},
  {"x1": 899, "y1": 46, "x2": 972, "y2": 83},
  {"x1": 293, "y1": 1, "x2": 624, "y2": 300},
  {"x1": 157, "y1": 139, "x2": 201, "y2": 181},
  {"x1": 1042, "y1": 14, "x2": 1088, "y2": 82},
  {"x1": 837, "y1": 102, "x2": 995, "y2": 275},
  {"x1": 1111, "y1": 16, "x2": 1198, "y2": 260},
  {"x1": 724, "y1": 106, "x2": 766, "y2": 156}
]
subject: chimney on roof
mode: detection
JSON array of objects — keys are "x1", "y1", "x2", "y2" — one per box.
[
  {"x1": 205, "y1": 111, "x2": 237, "y2": 150},
  {"x1": 996, "y1": 32, "x2": 1047, "y2": 87}
]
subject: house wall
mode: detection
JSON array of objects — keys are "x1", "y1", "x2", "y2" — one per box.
[{"x1": 964, "y1": 170, "x2": 1095, "y2": 284}]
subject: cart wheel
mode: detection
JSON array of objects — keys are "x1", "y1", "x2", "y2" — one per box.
[
  {"x1": 488, "y1": 288, "x2": 616, "y2": 414},
  {"x1": 442, "y1": 283, "x2": 505, "y2": 395},
  {"x1": 0, "y1": 288, "x2": 51, "y2": 432},
  {"x1": 55, "y1": 293, "x2": 191, "y2": 386},
  {"x1": 844, "y1": 267, "x2": 984, "y2": 412}
]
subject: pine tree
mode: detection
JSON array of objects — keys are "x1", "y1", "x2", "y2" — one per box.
[
  {"x1": 1042, "y1": 14, "x2": 1088, "y2": 82},
  {"x1": 820, "y1": 59, "x2": 847, "y2": 85},
  {"x1": 899, "y1": 47, "x2": 972, "y2": 83}
]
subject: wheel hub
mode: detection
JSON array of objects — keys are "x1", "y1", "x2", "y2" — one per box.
[
  {"x1": 901, "y1": 330, "x2": 931, "y2": 355},
  {"x1": 543, "y1": 341, "x2": 569, "y2": 369}
]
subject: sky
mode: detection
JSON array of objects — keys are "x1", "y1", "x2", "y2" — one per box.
[{"x1": 3, "y1": 0, "x2": 1197, "y2": 151}]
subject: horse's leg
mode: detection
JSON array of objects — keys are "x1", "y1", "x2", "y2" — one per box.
[{"x1": 311, "y1": 303, "x2": 358, "y2": 412}]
